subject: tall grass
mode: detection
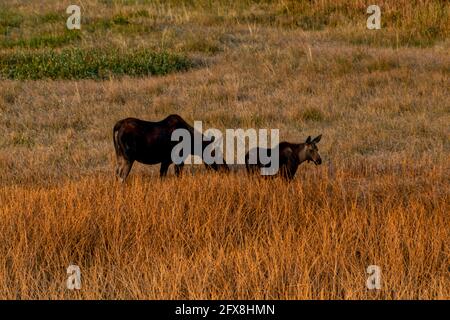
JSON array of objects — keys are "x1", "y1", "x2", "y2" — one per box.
[{"x1": 0, "y1": 167, "x2": 448, "y2": 299}]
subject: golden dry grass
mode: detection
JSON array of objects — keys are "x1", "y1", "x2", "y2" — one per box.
[
  {"x1": 0, "y1": 0, "x2": 449, "y2": 299},
  {"x1": 0, "y1": 165, "x2": 448, "y2": 299}
]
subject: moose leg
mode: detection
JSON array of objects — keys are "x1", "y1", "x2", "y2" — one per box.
[
  {"x1": 174, "y1": 163, "x2": 184, "y2": 177},
  {"x1": 118, "y1": 159, "x2": 134, "y2": 183},
  {"x1": 115, "y1": 162, "x2": 120, "y2": 178},
  {"x1": 280, "y1": 159, "x2": 297, "y2": 181},
  {"x1": 115, "y1": 156, "x2": 126, "y2": 180},
  {"x1": 160, "y1": 161, "x2": 171, "y2": 178}
]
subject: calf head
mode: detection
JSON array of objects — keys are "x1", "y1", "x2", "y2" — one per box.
[{"x1": 304, "y1": 135, "x2": 322, "y2": 165}]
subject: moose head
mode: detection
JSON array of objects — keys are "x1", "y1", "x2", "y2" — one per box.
[{"x1": 304, "y1": 135, "x2": 322, "y2": 165}]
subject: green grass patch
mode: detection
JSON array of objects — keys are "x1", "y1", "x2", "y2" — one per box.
[
  {"x1": 112, "y1": 14, "x2": 130, "y2": 25},
  {"x1": 0, "y1": 8, "x2": 23, "y2": 29},
  {"x1": 130, "y1": 9, "x2": 150, "y2": 18},
  {"x1": 181, "y1": 38, "x2": 221, "y2": 55},
  {"x1": 38, "y1": 12, "x2": 64, "y2": 24},
  {"x1": 0, "y1": 31, "x2": 81, "y2": 49},
  {"x1": 11, "y1": 133, "x2": 35, "y2": 148},
  {"x1": 298, "y1": 108, "x2": 325, "y2": 122},
  {"x1": 0, "y1": 48, "x2": 192, "y2": 80},
  {"x1": 84, "y1": 15, "x2": 152, "y2": 34}
]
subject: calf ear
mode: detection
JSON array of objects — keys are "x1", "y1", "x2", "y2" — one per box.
[
  {"x1": 312, "y1": 134, "x2": 322, "y2": 143},
  {"x1": 305, "y1": 136, "x2": 312, "y2": 144}
]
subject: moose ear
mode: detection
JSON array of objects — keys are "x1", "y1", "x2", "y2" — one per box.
[
  {"x1": 305, "y1": 136, "x2": 312, "y2": 144},
  {"x1": 312, "y1": 134, "x2": 322, "y2": 143}
]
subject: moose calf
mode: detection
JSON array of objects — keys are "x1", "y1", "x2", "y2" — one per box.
[{"x1": 245, "y1": 135, "x2": 322, "y2": 180}]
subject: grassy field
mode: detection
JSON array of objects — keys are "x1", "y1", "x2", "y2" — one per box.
[{"x1": 0, "y1": 0, "x2": 449, "y2": 299}]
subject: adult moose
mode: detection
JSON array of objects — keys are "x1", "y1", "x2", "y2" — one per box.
[
  {"x1": 245, "y1": 135, "x2": 322, "y2": 180},
  {"x1": 113, "y1": 114, "x2": 228, "y2": 182}
]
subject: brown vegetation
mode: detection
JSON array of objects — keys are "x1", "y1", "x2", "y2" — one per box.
[{"x1": 0, "y1": 0, "x2": 448, "y2": 299}]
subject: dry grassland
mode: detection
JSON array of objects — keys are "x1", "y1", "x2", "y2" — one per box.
[{"x1": 0, "y1": 0, "x2": 449, "y2": 299}]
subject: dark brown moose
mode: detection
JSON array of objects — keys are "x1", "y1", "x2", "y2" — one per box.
[
  {"x1": 245, "y1": 135, "x2": 322, "y2": 180},
  {"x1": 113, "y1": 114, "x2": 228, "y2": 182}
]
